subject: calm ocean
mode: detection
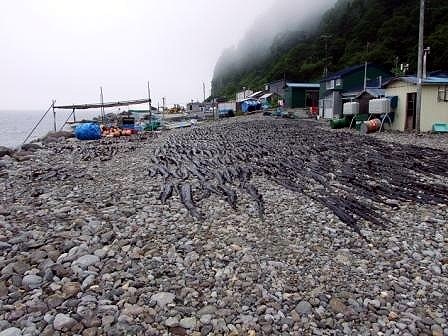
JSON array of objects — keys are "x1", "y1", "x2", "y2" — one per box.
[{"x1": 0, "y1": 109, "x2": 102, "y2": 148}]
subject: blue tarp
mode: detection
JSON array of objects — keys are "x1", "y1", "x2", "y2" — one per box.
[
  {"x1": 75, "y1": 123, "x2": 101, "y2": 140},
  {"x1": 241, "y1": 100, "x2": 262, "y2": 113}
]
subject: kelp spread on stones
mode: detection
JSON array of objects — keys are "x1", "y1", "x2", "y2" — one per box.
[{"x1": 148, "y1": 119, "x2": 448, "y2": 238}]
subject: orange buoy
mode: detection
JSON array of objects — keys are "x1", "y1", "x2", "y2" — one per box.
[{"x1": 360, "y1": 119, "x2": 381, "y2": 134}]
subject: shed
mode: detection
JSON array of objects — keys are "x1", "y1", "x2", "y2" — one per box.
[
  {"x1": 247, "y1": 91, "x2": 266, "y2": 99},
  {"x1": 284, "y1": 83, "x2": 320, "y2": 109},
  {"x1": 266, "y1": 79, "x2": 287, "y2": 98},
  {"x1": 186, "y1": 101, "x2": 203, "y2": 114},
  {"x1": 218, "y1": 101, "x2": 236, "y2": 117},
  {"x1": 383, "y1": 76, "x2": 448, "y2": 132},
  {"x1": 259, "y1": 92, "x2": 281, "y2": 109},
  {"x1": 342, "y1": 88, "x2": 386, "y2": 115}
]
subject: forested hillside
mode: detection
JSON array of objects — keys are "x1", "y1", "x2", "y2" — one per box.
[{"x1": 212, "y1": 0, "x2": 448, "y2": 99}]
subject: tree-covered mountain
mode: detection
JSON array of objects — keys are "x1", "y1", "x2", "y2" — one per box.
[{"x1": 211, "y1": 0, "x2": 448, "y2": 99}]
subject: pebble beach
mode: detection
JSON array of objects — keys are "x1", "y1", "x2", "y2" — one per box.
[{"x1": 0, "y1": 115, "x2": 447, "y2": 336}]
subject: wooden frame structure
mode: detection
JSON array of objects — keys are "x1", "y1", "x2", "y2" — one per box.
[
  {"x1": 54, "y1": 98, "x2": 151, "y2": 130},
  {"x1": 23, "y1": 93, "x2": 152, "y2": 145}
]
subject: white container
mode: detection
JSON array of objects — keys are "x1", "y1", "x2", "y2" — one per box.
[
  {"x1": 343, "y1": 102, "x2": 360, "y2": 115},
  {"x1": 369, "y1": 98, "x2": 390, "y2": 115}
]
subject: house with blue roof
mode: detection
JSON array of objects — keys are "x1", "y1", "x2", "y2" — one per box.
[
  {"x1": 319, "y1": 63, "x2": 392, "y2": 119},
  {"x1": 383, "y1": 75, "x2": 448, "y2": 132}
]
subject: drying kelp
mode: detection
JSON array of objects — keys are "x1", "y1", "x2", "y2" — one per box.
[{"x1": 148, "y1": 119, "x2": 448, "y2": 237}]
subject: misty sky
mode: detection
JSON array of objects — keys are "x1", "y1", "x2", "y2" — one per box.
[{"x1": 0, "y1": 0, "x2": 278, "y2": 110}]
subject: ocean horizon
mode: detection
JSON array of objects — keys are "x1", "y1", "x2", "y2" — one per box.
[{"x1": 0, "y1": 109, "x2": 102, "y2": 148}]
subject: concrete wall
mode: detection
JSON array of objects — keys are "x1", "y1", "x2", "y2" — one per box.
[{"x1": 386, "y1": 80, "x2": 448, "y2": 132}]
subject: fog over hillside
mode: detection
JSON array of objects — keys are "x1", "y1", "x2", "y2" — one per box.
[{"x1": 213, "y1": 0, "x2": 337, "y2": 81}]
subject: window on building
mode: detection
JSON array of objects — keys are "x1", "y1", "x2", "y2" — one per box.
[
  {"x1": 336, "y1": 78, "x2": 343, "y2": 87},
  {"x1": 326, "y1": 80, "x2": 335, "y2": 90},
  {"x1": 438, "y1": 86, "x2": 448, "y2": 102}
]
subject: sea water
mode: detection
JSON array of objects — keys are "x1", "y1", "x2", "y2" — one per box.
[{"x1": 0, "y1": 109, "x2": 102, "y2": 148}]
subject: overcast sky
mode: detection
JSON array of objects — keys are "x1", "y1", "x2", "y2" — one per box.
[{"x1": 0, "y1": 0, "x2": 276, "y2": 110}]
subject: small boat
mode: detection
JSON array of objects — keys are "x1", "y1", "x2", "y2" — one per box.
[{"x1": 165, "y1": 119, "x2": 198, "y2": 130}]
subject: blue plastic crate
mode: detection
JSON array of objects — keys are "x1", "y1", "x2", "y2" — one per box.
[{"x1": 432, "y1": 123, "x2": 448, "y2": 133}]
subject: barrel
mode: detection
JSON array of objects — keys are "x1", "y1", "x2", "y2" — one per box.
[
  {"x1": 360, "y1": 119, "x2": 381, "y2": 134},
  {"x1": 330, "y1": 117, "x2": 350, "y2": 129}
]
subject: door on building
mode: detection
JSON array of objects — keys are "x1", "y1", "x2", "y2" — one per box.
[
  {"x1": 405, "y1": 92, "x2": 417, "y2": 130},
  {"x1": 305, "y1": 91, "x2": 319, "y2": 108}
]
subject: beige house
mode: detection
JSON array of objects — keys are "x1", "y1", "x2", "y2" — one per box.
[{"x1": 383, "y1": 76, "x2": 448, "y2": 132}]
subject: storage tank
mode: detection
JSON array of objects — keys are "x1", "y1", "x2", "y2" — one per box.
[
  {"x1": 343, "y1": 102, "x2": 360, "y2": 116},
  {"x1": 369, "y1": 98, "x2": 390, "y2": 115}
]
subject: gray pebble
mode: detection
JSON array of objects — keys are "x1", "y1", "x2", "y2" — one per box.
[
  {"x1": 21, "y1": 275, "x2": 42, "y2": 289},
  {"x1": 53, "y1": 313, "x2": 77, "y2": 331},
  {"x1": 0, "y1": 328, "x2": 22, "y2": 336},
  {"x1": 151, "y1": 292, "x2": 175, "y2": 307},
  {"x1": 72, "y1": 255, "x2": 99, "y2": 269},
  {"x1": 295, "y1": 300, "x2": 312, "y2": 315},
  {"x1": 179, "y1": 317, "x2": 197, "y2": 329}
]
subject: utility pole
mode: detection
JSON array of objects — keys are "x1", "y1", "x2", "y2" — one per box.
[
  {"x1": 203, "y1": 82, "x2": 206, "y2": 102},
  {"x1": 321, "y1": 34, "x2": 331, "y2": 78},
  {"x1": 203, "y1": 82, "x2": 206, "y2": 118},
  {"x1": 52, "y1": 100, "x2": 56, "y2": 132},
  {"x1": 415, "y1": 0, "x2": 425, "y2": 133},
  {"x1": 363, "y1": 42, "x2": 370, "y2": 91},
  {"x1": 214, "y1": 98, "x2": 218, "y2": 121},
  {"x1": 100, "y1": 86, "x2": 105, "y2": 123},
  {"x1": 363, "y1": 62, "x2": 368, "y2": 91},
  {"x1": 147, "y1": 81, "x2": 152, "y2": 128},
  {"x1": 162, "y1": 97, "x2": 166, "y2": 126}
]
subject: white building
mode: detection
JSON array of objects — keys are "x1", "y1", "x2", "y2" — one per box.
[
  {"x1": 383, "y1": 76, "x2": 448, "y2": 132},
  {"x1": 236, "y1": 89, "x2": 254, "y2": 103}
]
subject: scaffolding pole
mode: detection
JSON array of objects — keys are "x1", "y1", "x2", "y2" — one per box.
[{"x1": 23, "y1": 101, "x2": 55, "y2": 145}]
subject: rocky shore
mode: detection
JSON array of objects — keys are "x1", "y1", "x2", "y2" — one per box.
[{"x1": 0, "y1": 115, "x2": 447, "y2": 336}]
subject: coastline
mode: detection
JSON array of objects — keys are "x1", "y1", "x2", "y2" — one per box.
[{"x1": 0, "y1": 115, "x2": 447, "y2": 335}]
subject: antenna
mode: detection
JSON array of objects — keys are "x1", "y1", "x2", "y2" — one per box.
[{"x1": 423, "y1": 47, "x2": 430, "y2": 79}]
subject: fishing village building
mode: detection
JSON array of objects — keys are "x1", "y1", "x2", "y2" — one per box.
[
  {"x1": 266, "y1": 79, "x2": 287, "y2": 98},
  {"x1": 284, "y1": 83, "x2": 320, "y2": 110},
  {"x1": 383, "y1": 75, "x2": 448, "y2": 132},
  {"x1": 319, "y1": 63, "x2": 392, "y2": 119},
  {"x1": 264, "y1": 80, "x2": 320, "y2": 110}
]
